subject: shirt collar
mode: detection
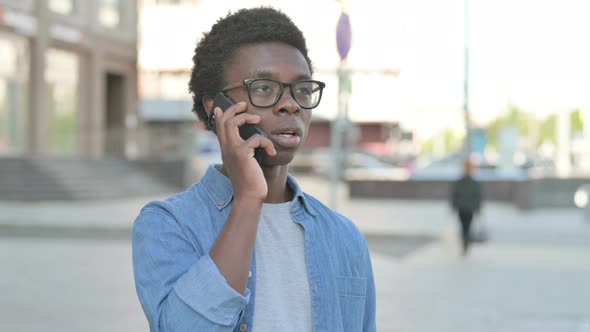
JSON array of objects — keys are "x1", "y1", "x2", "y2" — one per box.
[
  {"x1": 199, "y1": 164, "x2": 316, "y2": 216},
  {"x1": 286, "y1": 173, "x2": 317, "y2": 216}
]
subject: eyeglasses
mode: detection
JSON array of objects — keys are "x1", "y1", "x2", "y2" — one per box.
[{"x1": 221, "y1": 78, "x2": 326, "y2": 109}]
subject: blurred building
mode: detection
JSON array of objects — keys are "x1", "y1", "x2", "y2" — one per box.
[
  {"x1": 137, "y1": 0, "x2": 407, "y2": 160},
  {"x1": 0, "y1": 0, "x2": 138, "y2": 158},
  {"x1": 305, "y1": 120, "x2": 403, "y2": 151},
  {"x1": 137, "y1": 0, "x2": 206, "y2": 158}
]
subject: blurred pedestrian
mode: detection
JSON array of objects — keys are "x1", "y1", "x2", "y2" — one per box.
[
  {"x1": 451, "y1": 159, "x2": 482, "y2": 256},
  {"x1": 131, "y1": 7, "x2": 375, "y2": 332}
]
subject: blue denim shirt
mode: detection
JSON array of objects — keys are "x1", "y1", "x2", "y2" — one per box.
[{"x1": 132, "y1": 165, "x2": 376, "y2": 332}]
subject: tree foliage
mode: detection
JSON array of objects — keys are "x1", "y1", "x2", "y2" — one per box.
[
  {"x1": 486, "y1": 105, "x2": 584, "y2": 149},
  {"x1": 486, "y1": 104, "x2": 532, "y2": 149},
  {"x1": 420, "y1": 107, "x2": 585, "y2": 155},
  {"x1": 571, "y1": 108, "x2": 584, "y2": 134},
  {"x1": 421, "y1": 128, "x2": 462, "y2": 155},
  {"x1": 537, "y1": 108, "x2": 584, "y2": 145}
]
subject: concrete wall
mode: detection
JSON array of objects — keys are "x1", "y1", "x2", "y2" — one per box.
[
  {"x1": 348, "y1": 177, "x2": 586, "y2": 210},
  {"x1": 529, "y1": 178, "x2": 589, "y2": 209}
]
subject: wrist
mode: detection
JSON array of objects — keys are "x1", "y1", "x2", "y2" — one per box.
[
  {"x1": 233, "y1": 190, "x2": 265, "y2": 204},
  {"x1": 234, "y1": 190, "x2": 264, "y2": 202},
  {"x1": 232, "y1": 195, "x2": 264, "y2": 211}
]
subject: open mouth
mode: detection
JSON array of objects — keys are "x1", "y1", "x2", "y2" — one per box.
[
  {"x1": 278, "y1": 130, "x2": 297, "y2": 137},
  {"x1": 271, "y1": 128, "x2": 302, "y2": 148},
  {"x1": 272, "y1": 127, "x2": 302, "y2": 136}
]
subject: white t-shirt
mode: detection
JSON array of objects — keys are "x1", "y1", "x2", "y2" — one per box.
[{"x1": 252, "y1": 201, "x2": 312, "y2": 331}]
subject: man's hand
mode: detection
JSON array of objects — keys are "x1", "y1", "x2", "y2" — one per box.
[{"x1": 213, "y1": 103, "x2": 276, "y2": 202}]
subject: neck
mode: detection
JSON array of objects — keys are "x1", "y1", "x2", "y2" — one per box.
[{"x1": 262, "y1": 165, "x2": 292, "y2": 203}]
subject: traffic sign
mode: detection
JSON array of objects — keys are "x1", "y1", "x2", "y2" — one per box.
[{"x1": 336, "y1": 12, "x2": 351, "y2": 60}]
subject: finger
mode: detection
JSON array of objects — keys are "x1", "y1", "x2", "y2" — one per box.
[
  {"x1": 225, "y1": 112, "x2": 261, "y2": 131},
  {"x1": 216, "y1": 102, "x2": 247, "y2": 139},
  {"x1": 225, "y1": 113, "x2": 262, "y2": 143},
  {"x1": 215, "y1": 101, "x2": 246, "y2": 135},
  {"x1": 245, "y1": 135, "x2": 277, "y2": 156},
  {"x1": 217, "y1": 101, "x2": 247, "y2": 120}
]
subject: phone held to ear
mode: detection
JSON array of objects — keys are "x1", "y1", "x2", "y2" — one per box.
[{"x1": 208, "y1": 92, "x2": 267, "y2": 164}]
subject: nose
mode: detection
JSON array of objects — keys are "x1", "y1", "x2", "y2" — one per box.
[{"x1": 274, "y1": 88, "x2": 300, "y2": 115}]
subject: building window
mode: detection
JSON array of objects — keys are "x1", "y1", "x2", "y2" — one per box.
[
  {"x1": 49, "y1": 0, "x2": 75, "y2": 16},
  {"x1": 99, "y1": 0, "x2": 121, "y2": 29},
  {"x1": 159, "y1": 72, "x2": 191, "y2": 99},
  {"x1": 0, "y1": 33, "x2": 29, "y2": 155},
  {"x1": 46, "y1": 49, "x2": 79, "y2": 155}
]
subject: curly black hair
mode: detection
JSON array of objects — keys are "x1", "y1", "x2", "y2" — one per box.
[{"x1": 188, "y1": 7, "x2": 314, "y2": 126}]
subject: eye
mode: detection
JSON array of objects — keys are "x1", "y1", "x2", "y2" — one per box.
[
  {"x1": 250, "y1": 80, "x2": 277, "y2": 96},
  {"x1": 294, "y1": 83, "x2": 313, "y2": 96}
]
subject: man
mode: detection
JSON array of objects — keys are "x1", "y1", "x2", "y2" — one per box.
[
  {"x1": 132, "y1": 7, "x2": 376, "y2": 332},
  {"x1": 451, "y1": 159, "x2": 483, "y2": 255}
]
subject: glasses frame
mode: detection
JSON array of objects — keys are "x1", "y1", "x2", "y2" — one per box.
[{"x1": 221, "y1": 78, "x2": 326, "y2": 109}]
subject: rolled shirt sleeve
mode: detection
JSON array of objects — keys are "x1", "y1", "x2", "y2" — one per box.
[
  {"x1": 132, "y1": 208, "x2": 249, "y2": 331},
  {"x1": 361, "y1": 238, "x2": 377, "y2": 332}
]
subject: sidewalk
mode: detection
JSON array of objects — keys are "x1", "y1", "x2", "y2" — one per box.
[
  {"x1": 2, "y1": 175, "x2": 589, "y2": 272},
  {"x1": 2, "y1": 175, "x2": 590, "y2": 331},
  {"x1": 0, "y1": 195, "x2": 167, "y2": 233},
  {"x1": 1, "y1": 175, "x2": 588, "y2": 240}
]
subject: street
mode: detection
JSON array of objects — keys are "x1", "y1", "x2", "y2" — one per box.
[
  {"x1": 1, "y1": 175, "x2": 590, "y2": 331},
  {"x1": 0, "y1": 237, "x2": 146, "y2": 331}
]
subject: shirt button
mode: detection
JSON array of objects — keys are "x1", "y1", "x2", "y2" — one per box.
[
  {"x1": 217, "y1": 201, "x2": 224, "y2": 206},
  {"x1": 248, "y1": 270, "x2": 252, "y2": 278},
  {"x1": 239, "y1": 323, "x2": 248, "y2": 331}
]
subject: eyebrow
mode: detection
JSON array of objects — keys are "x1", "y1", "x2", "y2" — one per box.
[{"x1": 251, "y1": 70, "x2": 312, "y2": 81}]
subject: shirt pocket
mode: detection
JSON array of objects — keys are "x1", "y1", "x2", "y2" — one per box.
[{"x1": 337, "y1": 276, "x2": 367, "y2": 331}]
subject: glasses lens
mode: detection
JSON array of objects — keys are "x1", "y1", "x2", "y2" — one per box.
[
  {"x1": 248, "y1": 79, "x2": 281, "y2": 107},
  {"x1": 292, "y1": 81, "x2": 323, "y2": 108}
]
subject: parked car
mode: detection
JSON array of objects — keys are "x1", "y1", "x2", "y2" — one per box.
[{"x1": 292, "y1": 148, "x2": 408, "y2": 180}]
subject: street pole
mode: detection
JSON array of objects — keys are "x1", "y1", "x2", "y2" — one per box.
[
  {"x1": 331, "y1": 10, "x2": 352, "y2": 209},
  {"x1": 330, "y1": 64, "x2": 345, "y2": 209},
  {"x1": 463, "y1": 0, "x2": 471, "y2": 159}
]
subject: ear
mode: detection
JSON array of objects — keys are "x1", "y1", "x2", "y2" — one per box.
[{"x1": 202, "y1": 96, "x2": 214, "y2": 118}]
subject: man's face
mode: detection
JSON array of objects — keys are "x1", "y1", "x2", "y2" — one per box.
[{"x1": 222, "y1": 42, "x2": 313, "y2": 166}]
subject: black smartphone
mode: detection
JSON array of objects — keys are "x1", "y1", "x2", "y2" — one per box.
[{"x1": 208, "y1": 92, "x2": 267, "y2": 163}]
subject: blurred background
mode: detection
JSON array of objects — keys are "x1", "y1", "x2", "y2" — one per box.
[{"x1": 0, "y1": 0, "x2": 589, "y2": 331}]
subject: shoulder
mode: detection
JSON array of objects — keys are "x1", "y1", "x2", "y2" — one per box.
[
  {"x1": 133, "y1": 183, "x2": 209, "y2": 232},
  {"x1": 301, "y1": 193, "x2": 371, "y2": 276},
  {"x1": 143, "y1": 186, "x2": 198, "y2": 215},
  {"x1": 454, "y1": 176, "x2": 471, "y2": 187},
  {"x1": 302, "y1": 193, "x2": 367, "y2": 244},
  {"x1": 465, "y1": 176, "x2": 480, "y2": 187}
]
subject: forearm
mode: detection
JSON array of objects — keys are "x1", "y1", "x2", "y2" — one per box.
[
  {"x1": 210, "y1": 197, "x2": 263, "y2": 295},
  {"x1": 133, "y1": 209, "x2": 251, "y2": 331},
  {"x1": 157, "y1": 282, "x2": 245, "y2": 332}
]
